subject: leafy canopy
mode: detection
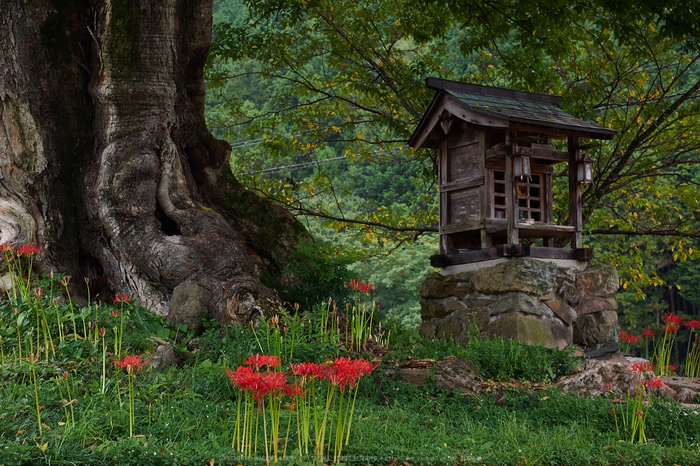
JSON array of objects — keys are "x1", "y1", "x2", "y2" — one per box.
[{"x1": 207, "y1": 0, "x2": 700, "y2": 294}]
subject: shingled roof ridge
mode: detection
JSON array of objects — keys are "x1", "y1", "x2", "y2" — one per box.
[{"x1": 425, "y1": 77, "x2": 563, "y2": 105}]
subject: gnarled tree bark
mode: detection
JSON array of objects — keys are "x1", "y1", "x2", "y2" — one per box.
[{"x1": 0, "y1": 0, "x2": 309, "y2": 323}]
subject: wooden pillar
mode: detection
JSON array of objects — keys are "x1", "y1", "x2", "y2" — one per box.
[
  {"x1": 439, "y1": 139, "x2": 450, "y2": 254},
  {"x1": 544, "y1": 172, "x2": 554, "y2": 247},
  {"x1": 568, "y1": 137, "x2": 583, "y2": 249},
  {"x1": 506, "y1": 132, "x2": 518, "y2": 245}
]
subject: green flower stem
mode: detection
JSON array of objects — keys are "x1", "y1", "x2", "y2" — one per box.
[
  {"x1": 233, "y1": 391, "x2": 241, "y2": 450},
  {"x1": 345, "y1": 383, "x2": 360, "y2": 445},
  {"x1": 101, "y1": 337, "x2": 107, "y2": 395},
  {"x1": 127, "y1": 370, "x2": 135, "y2": 437},
  {"x1": 54, "y1": 376, "x2": 71, "y2": 427},
  {"x1": 316, "y1": 383, "x2": 335, "y2": 463},
  {"x1": 29, "y1": 359, "x2": 42, "y2": 435}
]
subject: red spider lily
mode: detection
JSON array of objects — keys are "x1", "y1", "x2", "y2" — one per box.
[
  {"x1": 227, "y1": 366, "x2": 262, "y2": 390},
  {"x1": 110, "y1": 310, "x2": 118, "y2": 317},
  {"x1": 684, "y1": 320, "x2": 700, "y2": 330},
  {"x1": 641, "y1": 329, "x2": 655, "y2": 338},
  {"x1": 284, "y1": 384, "x2": 302, "y2": 398},
  {"x1": 347, "y1": 279, "x2": 373, "y2": 293},
  {"x1": 0, "y1": 243, "x2": 15, "y2": 253},
  {"x1": 227, "y1": 365, "x2": 299, "y2": 402},
  {"x1": 662, "y1": 312, "x2": 682, "y2": 325},
  {"x1": 644, "y1": 378, "x2": 665, "y2": 390},
  {"x1": 601, "y1": 383, "x2": 614, "y2": 392},
  {"x1": 620, "y1": 330, "x2": 639, "y2": 343},
  {"x1": 97, "y1": 327, "x2": 106, "y2": 336},
  {"x1": 115, "y1": 354, "x2": 149, "y2": 373},
  {"x1": 320, "y1": 357, "x2": 375, "y2": 390},
  {"x1": 261, "y1": 372, "x2": 288, "y2": 395},
  {"x1": 17, "y1": 244, "x2": 42, "y2": 256},
  {"x1": 635, "y1": 410, "x2": 644, "y2": 418},
  {"x1": 111, "y1": 292, "x2": 132, "y2": 303},
  {"x1": 630, "y1": 361, "x2": 653, "y2": 373},
  {"x1": 353, "y1": 358, "x2": 376, "y2": 376},
  {"x1": 58, "y1": 276, "x2": 71, "y2": 286},
  {"x1": 662, "y1": 323, "x2": 680, "y2": 333},
  {"x1": 33, "y1": 288, "x2": 43, "y2": 298},
  {"x1": 668, "y1": 364, "x2": 676, "y2": 373},
  {"x1": 244, "y1": 354, "x2": 280, "y2": 370},
  {"x1": 322, "y1": 369, "x2": 347, "y2": 388},
  {"x1": 27, "y1": 353, "x2": 39, "y2": 363},
  {"x1": 290, "y1": 362, "x2": 323, "y2": 378}
]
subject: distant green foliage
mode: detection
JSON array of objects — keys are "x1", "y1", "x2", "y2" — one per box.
[
  {"x1": 265, "y1": 241, "x2": 358, "y2": 309},
  {"x1": 349, "y1": 233, "x2": 437, "y2": 330},
  {"x1": 207, "y1": 0, "x2": 700, "y2": 333},
  {"x1": 669, "y1": 259, "x2": 700, "y2": 308}
]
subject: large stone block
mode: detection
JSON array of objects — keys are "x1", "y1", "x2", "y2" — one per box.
[
  {"x1": 471, "y1": 258, "x2": 562, "y2": 296},
  {"x1": 420, "y1": 299, "x2": 448, "y2": 319},
  {"x1": 419, "y1": 272, "x2": 454, "y2": 299},
  {"x1": 452, "y1": 306, "x2": 491, "y2": 331},
  {"x1": 549, "y1": 318, "x2": 573, "y2": 348},
  {"x1": 434, "y1": 357, "x2": 481, "y2": 393},
  {"x1": 576, "y1": 297, "x2": 618, "y2": 315},
  {"x1": 436, "y1": 316, "x2": 464, "y2": 342},
  {"x1": 166, "y1": 280, "x2": 212, "y2": 335},
  {"x1": 453, "y1": 283, "x2": 474, "y2": 300},
  {"x1": 445, "y1": 297, "x2": 466, "y2": 313},
  {"x1": 576, "y1": 265, "x2": 619, "y2": 297},
  {"x1": 486, "y1": 312, "x2": 561, "y2": 349},
  {"x1": 546, "y1": 298, "x2": 577, "y2": 326},
  {"x1": 418, "y1": 320, "x2": 438, "y2": 340},
  {"x1": 445, "y1": 271, "x2": 476, "y2": 286},
  {"x1": 489, "y1": 292, "x2": 554, "y2": 322},
  {"x1": 573, "y1": 310, "x2": 619, "y2": 348}
]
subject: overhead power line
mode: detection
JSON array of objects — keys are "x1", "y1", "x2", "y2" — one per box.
[
  {"x1": 231, "y1": 136, "x2": 408, "y2": 176},
  {"x1": 237, "y1": 156, "x2": 348, "y2": 176},
  {"x1": 229, "y1": 137, "x2": 266, "y2": 150}
]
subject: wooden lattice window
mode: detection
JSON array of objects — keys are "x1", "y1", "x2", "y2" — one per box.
[
  {"x1": 492, "y1": 171, "x2": 543, "y2": 222},
  {"x1": 493, "y1": 171, "x2": 506, "y2": 219},
  {"x1": 517, "y1": 175, "x2": 542, "y2": 222}
]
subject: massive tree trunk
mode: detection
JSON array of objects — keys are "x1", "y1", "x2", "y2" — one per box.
[{"x1": 0, "y1": 0, "x2": 309, "y2": 323}]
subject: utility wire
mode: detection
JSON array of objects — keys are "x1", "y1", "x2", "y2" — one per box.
[
  {"x1": 237, "y1": 156, "x2": 348, "y2": 176},
  {"x1": 233, "y1": 142, "x2": 407, "y2": 176}
]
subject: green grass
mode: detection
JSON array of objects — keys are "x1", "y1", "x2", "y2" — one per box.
[{"x1": 1, "y1": 291, "x2": 699, "y2": 465}]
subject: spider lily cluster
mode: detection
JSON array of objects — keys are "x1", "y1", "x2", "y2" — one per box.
[
  {"x1": 619, "y1": 312, "x2": 700, "y2": 377},
  {"x1": 0, "y1": 242, "x2": 146, "y2": 438},
  {"x1": 226, "y1": 354, "x2": 375, "y2": 463},
  {"x1": 604, "y1": 361, "x2": 665, "y2": 444}
]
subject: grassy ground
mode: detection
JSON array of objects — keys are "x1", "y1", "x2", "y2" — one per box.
[{"x1": 1, "y1": 286, "x2": 699, "y2": 465}]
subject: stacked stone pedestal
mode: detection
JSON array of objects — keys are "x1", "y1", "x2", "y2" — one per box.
[{"x1": 419, "y1": 258, "x2": 620, "y2": 355}]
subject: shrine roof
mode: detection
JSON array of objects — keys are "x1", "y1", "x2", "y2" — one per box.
[{"x1": 409, "y1": 78, "x2": 617, "y2": 148}]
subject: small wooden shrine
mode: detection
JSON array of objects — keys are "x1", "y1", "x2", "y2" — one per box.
[{"x1": 408, "y1": 78, "x2": 617, "y2": 269}]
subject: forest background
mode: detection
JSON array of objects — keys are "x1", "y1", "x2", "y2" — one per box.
[{"x1": 203, "y1": 0, "x2": 700, "y2": 338}]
